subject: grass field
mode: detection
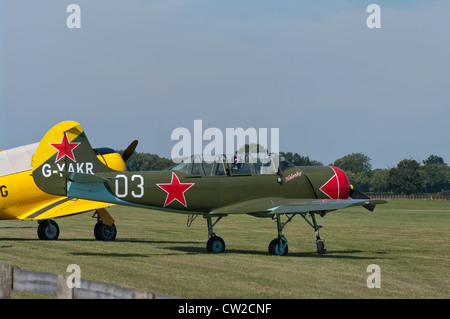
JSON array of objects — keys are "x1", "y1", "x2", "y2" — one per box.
[{"x1": 1, "y1": 200, "x2": 449, "y2": 299}]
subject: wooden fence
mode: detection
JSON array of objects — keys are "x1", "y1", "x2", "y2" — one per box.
[
  {"x1": 0, "y1": 262, "x2": 176, "y2": 299},
  {"x1": 367, "y1": 194, "x2": 450, "y2": 201}
]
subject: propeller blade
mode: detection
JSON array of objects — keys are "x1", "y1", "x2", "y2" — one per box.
[{"x1": 122, "y1": 140, "x2": 138, "y2": 162}]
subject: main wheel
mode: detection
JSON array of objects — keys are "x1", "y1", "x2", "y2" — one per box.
[
  {"x1": 94, "y1": 221, "x2": 117, "y2": 241},
  {"x1": 268, "y1": 238, "x2": 288, "y2": 256},
  {"x1": 206, "y1": 236, "x2": 225, "y2": 253},
  {"x1": 37, "y1": 220, "x2": 60, "y2": 240}
]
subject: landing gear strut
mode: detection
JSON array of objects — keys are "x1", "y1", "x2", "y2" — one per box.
[
  {"x1": 93, "y1": 209, "x2": 117, "y2": 241},
  {"x1": 268, "y1": 214, "x2": 294, "y2": 256},
  {"x1": 267, "y1": 212, "x2": 327, "y2": 256},
  {"x1": 301, "y1": 213, "x2": 327, "y2": 255},
  {"x1": 205, "y1": 216, "x2": 225, "y2": 253}
]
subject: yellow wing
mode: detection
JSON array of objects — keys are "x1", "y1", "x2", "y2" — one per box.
[{"x1": 19, "y1": 197, "x2": 112, "y2": 220}]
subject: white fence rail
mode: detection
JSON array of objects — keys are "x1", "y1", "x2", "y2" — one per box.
[
  {"x1": 0, "y1": 263, "x2": 175, "y2": 299},
  {"x1": 368, "y1": 194, "x2": 450, "y2": 201}
]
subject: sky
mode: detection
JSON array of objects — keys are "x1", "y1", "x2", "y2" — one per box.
[{"x1": 1, "y1": 0, "x2": 449, "y2": 169}]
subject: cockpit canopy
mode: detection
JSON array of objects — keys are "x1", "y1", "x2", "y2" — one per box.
[{"x1": 172, "y1": 153, "x2": 293, "y2": 176}]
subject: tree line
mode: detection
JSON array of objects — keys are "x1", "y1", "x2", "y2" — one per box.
[
  {"x1": 326, "y1": 153, "x2": 448, "y2": 195},
  {"x1": 119, "y1": 150, "x2": 450, "y2": 195}
]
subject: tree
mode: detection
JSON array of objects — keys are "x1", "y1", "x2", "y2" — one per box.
[
  {"x1": 421, "y1": 155, "x2": 450, "y2": 193},
  {"x1": 369, "y1": 169, "x2": 389, "y2": 192},
  {"x1": 119, "y1": 151, "x2": 176, "y2": 171},
  {"x1": 332, "y1": 153, "x2": 372, "y2": 175},
  {"x1": 346, "y1": 171, "x2": 371, "y2": 192},
  {"x1": 236, "y1": 143, "x2": 268, "y2": 154},
  {"x1": 333, "y1": 153, "x2": 372, "y2": 192},
  {"x1": 423, "y1": 155, "x2": 446, "y2": 166},
  {"x1": 422, "y1": 164, "x2": 450, "y2": 193},
  {"x1": 388, "y1": 159, "x2": 425, "y2": 195},
  {"x1": 280, "y1": 152, "x2": 322, "y2": 166}
]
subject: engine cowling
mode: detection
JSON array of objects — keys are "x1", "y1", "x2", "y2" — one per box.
[
  {"x1": 300, "y1": 166, "x2": 350, "y2": 200},
  {"x1": 318, "y1": 166, "x2": 350, "y2": 200}
]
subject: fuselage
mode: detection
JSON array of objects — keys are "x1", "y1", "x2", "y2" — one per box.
[{"x1": 87, "y1": 165, "x2": 350, "y2": 214}]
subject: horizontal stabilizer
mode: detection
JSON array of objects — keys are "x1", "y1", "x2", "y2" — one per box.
[{"x1": 61, "y1": 171, "x2": 114, "y2": 183}]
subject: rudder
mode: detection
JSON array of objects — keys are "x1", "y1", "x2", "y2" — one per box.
[{"x1": 32, "y1": 121, "x2": 114, "y2": 196}]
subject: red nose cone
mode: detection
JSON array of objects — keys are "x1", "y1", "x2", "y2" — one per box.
[{"x1": 319, "y1": 166, "x2": 350, "y2": 199}]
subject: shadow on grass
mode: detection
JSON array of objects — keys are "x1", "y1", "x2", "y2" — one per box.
[
  {"x1": 70, "y1": 252, "x2": 149, "y2": 258},
  {"x1": 0, "y1": 226, "x2": 36, "y2": 230},
  {"x1": 162, "y1": 246, "x2": 392, "y2": 259},
  {"x1": 0, "y1": 237, "x2": 201, "y2": 244},
  {"x1": 0, "y1": 235, "x2": 392, "y2": 260}
]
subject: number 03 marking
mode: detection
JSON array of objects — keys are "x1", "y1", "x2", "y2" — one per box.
[
  {"x1": 115, "y1": 174, "x2": 144, "y2": 198},
  {"x1": 131, "y1": 175, "x2": 144, "y2": 198}
]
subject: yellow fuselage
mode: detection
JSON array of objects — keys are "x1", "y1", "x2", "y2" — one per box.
[{"x1": 0, "y1": 152, "x2": 125, "y2": 220}]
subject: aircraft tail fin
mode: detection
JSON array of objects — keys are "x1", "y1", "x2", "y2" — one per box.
[{"x1": 32, "y1": 121, "x2": 114, "y2": 196}]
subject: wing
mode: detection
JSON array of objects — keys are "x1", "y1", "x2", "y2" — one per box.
[
  {"x1": 18, "y1": 197, "x2": 112, "y2": 220},
  {"x1": 209, "y1": 197, "x2": 387, "y2": 216}
]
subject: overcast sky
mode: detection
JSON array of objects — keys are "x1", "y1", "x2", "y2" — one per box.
[{"x1": 1, "y1": 0, "x2": 449, "y2": 169}]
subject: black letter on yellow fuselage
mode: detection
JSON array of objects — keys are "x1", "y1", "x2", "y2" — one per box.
[{"x1": 0, "y1": 185, "x2": 8, "y2": 197}]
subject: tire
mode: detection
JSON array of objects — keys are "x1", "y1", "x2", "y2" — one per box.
[
  {"x1": 206, "y1": 236, "x2": 225, "y2": 253},
  {"x1": 37, "y1": 220, "x2": 60, "y2": 240},
  {"x1": 268, "y1": 238, "x2": 288, "y2": 256},
  {"x1": 94, "y1": 221, "x2": 117, "y2": 241},
  {"x1": 316, "y1": 239, "x2": 326, "y2": 255}
]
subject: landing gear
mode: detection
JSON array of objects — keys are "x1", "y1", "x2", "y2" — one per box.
[
  {"x1": 93, "y1": 209, "x2": 117, "y2": 241},
  {"x1": 267, "y1": 213, "x2": 327, "y2": 256},
  {"x1": 207, "y1": 236, "x2": 225, "y2": 253},
  {"x1": 268, "y1": 214, "x2": 293, "y2": 256},
  {"x1": 268, "y1": 238, "x2": 288, "y2": 256},
  {"x1": 205, "y1": 216, "x2": 225, "y2": 253},
  {"x1": 200, "y1": 212, "x2": 327, "y2": 255},
  {"x1": 301, "y1": 213, "x2": 327, "y2": 255},
  {"x1": 315, "y1": 238, "x2": 326, "y2": 255},
  {"x1": 37, "y1": 219, "x2": 60, "y2": 240},
  {"x1": 94, "y1": 221, "x2": 117, "y2": 241}
]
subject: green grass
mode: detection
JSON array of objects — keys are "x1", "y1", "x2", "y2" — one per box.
[{"x1": 1, "y1": 200, "x2": 449, "y2": 298}]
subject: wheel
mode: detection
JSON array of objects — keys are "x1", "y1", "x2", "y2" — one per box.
[
  {"x1": 37, "y1": 220, "x2": 60, "y2": 240},
  {"x1": 206, "y1": 236, "x2": 225, "y2": 253},
  {"x1": 316, "y1": 238, "x2": 327, "y2": 255},
  {"x1": 268, "y1": 238, "x2": 288, "y2": 256},
  {"x1": 94, "y1": 221, "x2": 117, "y2": 241}
]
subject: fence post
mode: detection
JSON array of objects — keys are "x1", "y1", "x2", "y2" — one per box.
[
  {"x1": 57, "y1": 275, "x2": 74, "y2": 299},
  {"x1": 132, "y1": 291, "x2": 155, "y2": 299},
  {"x1": 1, "y1": 263, "x2": 14, "y2": 299}
]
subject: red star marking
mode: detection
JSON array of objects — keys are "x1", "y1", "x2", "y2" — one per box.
[
  {"x1": 49, "y1": 132, "x2": 80, "y2": 163},
  {"x1": 156, "y1": 172, "x2": 195, "y2": 207}
]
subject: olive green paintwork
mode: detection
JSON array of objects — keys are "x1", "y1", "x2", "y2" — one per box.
[
  {"x1": 32, "y1": 123, "x2": 385, "y2": 218},
  {"x1": 100, "y1": 166, "x2": 331, "y2": 213},
  {"x1": 30, "y1": 121, "x2": 387, "y2": 256}
]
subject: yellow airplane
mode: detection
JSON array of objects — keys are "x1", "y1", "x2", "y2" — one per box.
[{"x1": 0, "y1": 121, "x2": 138, "y2": 241}]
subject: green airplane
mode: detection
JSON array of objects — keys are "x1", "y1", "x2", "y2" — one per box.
[{"x1": 32, "y1": 121, "x2": 386, "y2": 256}]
